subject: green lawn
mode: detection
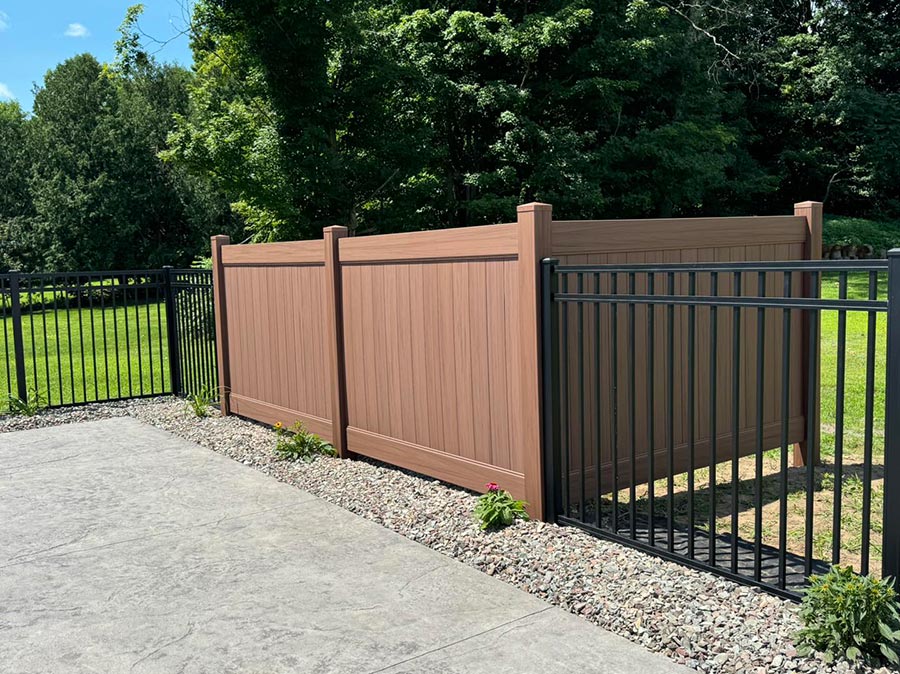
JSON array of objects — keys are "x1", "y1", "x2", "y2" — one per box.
[
  {"x1": 819, "y1": 271, "x2": 886, "y2": 461},
  {"x1": 0, "y1": 302, "x2": 172, "y2": 410}
]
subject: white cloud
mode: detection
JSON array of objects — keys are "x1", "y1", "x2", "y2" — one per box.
[
  {"x1": 0, "y1": 11, "x2": 10, "y2": 32},
  {"x1": 64, "y1": 22, "x2": 89, "y2": 38},
  {"x1": 0, "y1": 83, "x2": 15, "y2": 101}
]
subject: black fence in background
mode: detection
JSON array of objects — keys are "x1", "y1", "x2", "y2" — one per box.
[
  {"x1": 0, "y1": 268, "x2": 216, "y2": 413},
  {"x1": 168, "y1": 269, "x2": 217, "y2": 399},
  {"x1": 541, "y1": 255, "x2": 900, "y2": 599}
]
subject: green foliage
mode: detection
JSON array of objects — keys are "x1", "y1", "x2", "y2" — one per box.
[
  {"x1": 0, "y1": 102, "x2": 34, "y2": 222},
  {"x1": 823, "y1": 216, "x2": 900, "y2": 255},
  {"x1": 186, "y1": 386, "x2": 216, "y2": 417},
  {"x1": 474, "y1": 483, "x2": 529, "y2": 531},
  {"x1": 796, "y1": 566, "x2": 900, "y2": 666},
  {"x1": 0, "y1": 5, "x2": 236, "y2": 273},
  {"x1": 273, "y1": 421, "x2": 336, "y2": 462},
  {"x1": 191, "y1": 257, "x2": 213, "y2": 270},
  {"x1": 7, "y1": 388, "x2": 46, "y2": 417},
  {"x1": 5, "y1": 1, "x2": 900, "y2": 264}
]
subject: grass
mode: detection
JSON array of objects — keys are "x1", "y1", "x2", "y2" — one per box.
[{"x1": 0, "y1": 302, "x2": 173, "y2": 411}]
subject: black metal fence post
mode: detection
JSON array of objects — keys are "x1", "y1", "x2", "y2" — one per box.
[
  {"x1": 541, "y1": 258, "x2": 560, "y2": 522},
  {"x1": 882, "y1": 249, "x2": 900, "y2": 580},
  {"x1": 163, "y1": 266, "x2": 182, "y2": 396},
  {"x1": 8, "y1": 271, "x2": 28, "y2": 402}
]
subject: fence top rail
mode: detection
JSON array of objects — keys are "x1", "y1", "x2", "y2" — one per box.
[
  {"x1": 170, "y1": 268, "x2": 212, "y2": 274},
  {"x1": 550, "y1": 215, "x2": 808, "y2": 255},
  {"x1": 550, "y1": 259, "x2": 888, "y2": 274},
  {"x1": 0, "y1": 269, "x2": 169, "y2": 280},
  {"x1": 339, "y1": 222, "x2": 518, "y2": 263},
  {"x1": 552, "y1": 292, "x2": 889, "y2": 312},
  {"x1": 220, "y1": 240, "x2": 325, "y2": 266}
]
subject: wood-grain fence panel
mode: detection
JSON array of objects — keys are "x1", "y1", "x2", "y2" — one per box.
[
  {"x1": 210, "y1": 202, "x2": 820, "y2": 519},
  {"x1": 222, "y1": 263, "x2": 332, "y2": 440},
  {"x1": 340, "y1": 253, "x2": 524, "y2": 495},
  {"x1": 554, "y1": 225, "x2": 813, "y2": 499}
]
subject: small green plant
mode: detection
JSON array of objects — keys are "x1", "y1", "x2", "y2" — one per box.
[
  {"x1": 796, "y1": 565, "x2": 900, "y2": 666},
  {"x1": 7, "y1": 388, "x2": 45, "y2": 416},
  {"x1": 186, "y1": 386, "x2": 215, "y2": 417},
  {"x1": 273, "y1": 421, "x2": 336, "y2": 462},
  {"x1": 474, "y1": 483, "x2": 529, "y2": 530}
]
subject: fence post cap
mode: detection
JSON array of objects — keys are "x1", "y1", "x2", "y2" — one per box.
[
  {"x1": 211, "y1": 234, "x2": 231, "y2": 243},
  {"x1": 323, "y1": 225, "x2": 349, "y2": 235},
  {"x1": 517, "y1": 202, "x2": 553, "y2": 213},
  {"x1": 888, "y1": 248, "x2": 900, "y2": 258}
]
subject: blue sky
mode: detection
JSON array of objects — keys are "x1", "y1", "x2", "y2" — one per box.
[{"x1": 0, "y1": 1, "x2": 195, "y2": 112}]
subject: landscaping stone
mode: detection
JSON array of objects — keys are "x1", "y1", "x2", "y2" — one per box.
[{"x1": 0, "y1": 397, "x2": 886, "y2": 674}]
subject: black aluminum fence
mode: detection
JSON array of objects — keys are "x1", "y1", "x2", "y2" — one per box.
[
  {"x1": 0, "y1": 267, "x2": 216, "y2": 413},
  {"x1": 541, "y1": 254, "x2": 900, "y2": 599},
  {"x1": 168, "y1": 269, "x2": 217, "y2": 399}
]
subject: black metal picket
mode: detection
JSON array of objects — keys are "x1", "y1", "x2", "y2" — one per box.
[
  {"x1": 0, "y1": 268, "x2": 215, "y2": 412},
  {"x1": 541, "y1": 255, "x2": 897, "y2": 599}
]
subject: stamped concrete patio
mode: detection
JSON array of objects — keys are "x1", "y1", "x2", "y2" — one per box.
[{"x1": 0, "y1": 418, "x2": 689, "y2": 673}]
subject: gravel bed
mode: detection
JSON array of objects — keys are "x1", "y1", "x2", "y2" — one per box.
[{"x1": 2, "y1": 398, "x2": 892, "y2": 674}]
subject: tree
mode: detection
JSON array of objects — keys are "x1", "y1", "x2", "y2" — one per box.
[
  {"x1": 0, "y1": 101, "x2": 38, "y2": 271},
  {"x1": 21, "y1": 9, "x2": 235, "y2": 271},
  {"x1": 0, "y1": 101, "x2": 33, "y2": 219},
  {"x1": 758, "y1": 1, "x2": 900, "y2": 218},
  {"x1": 168, "y1": 0, "x2": 774, "y2": 241}
]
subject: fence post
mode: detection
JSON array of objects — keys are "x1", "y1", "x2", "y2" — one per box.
[
  {"x1": 8, "y1": 271, "x2": 28, "y2": 403},
  {"x1": 323, "y1": 226, "x2": 350, "y2": 459},
  {"x1": 210, "y1": 235, "x2": 231, "y2": 415},
  {"x1": 162, "y1": 266, "x2": 183, "y2": 397},
  {"x1": 518, "y1": 202, "x2": 553, "y2": 521},
  {"x1": 794, "y1": 200, "x2": 823, "y2": 467},
  {"x1": 541, "y1": 258, "x2": 560, "y2": 522},
  {"x1": 883, "y1": 249, "x2": 900, "y2": 579}
]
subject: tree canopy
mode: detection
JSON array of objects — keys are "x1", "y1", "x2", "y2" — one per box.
[
  {"x1": 0, "y1": 9, "x2": 235, "y2": 272},
  {"x1": 1, "y1": 1, "x2": 898, "y2": 268},
  {"x1": 162, "y1": 0, "x2": 900, "y2": 241}
]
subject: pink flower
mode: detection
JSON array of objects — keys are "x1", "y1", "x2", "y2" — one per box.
[{"x1": 486, "y1": 482, "x2": 499, "y2": 493}]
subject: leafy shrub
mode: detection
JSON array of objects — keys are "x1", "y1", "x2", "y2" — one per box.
[
  {"x1": 824, "y1": 215, "x2": 900, "y2": 256},
  {"x1": 273, "y1": 421, "x2": 336, "y2": 462},
  {"x1": 796, "y1": 565, "x2": 900, "y2": 666},
  {"x1": 186, "y1": 386, "x2": 215, "y2": 417},
  {"x1": 474, "y1": 482, "x2": 529, "y2": 530},
  {"x1": 191, "y1": 256, "x2": 212, "y2": 270},
  {"x1": 7, "y1": 388, "x2": 45, "y2": 416}
]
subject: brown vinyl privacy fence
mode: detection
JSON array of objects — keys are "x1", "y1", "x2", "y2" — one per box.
[{"x1": 211, "y1": 201, "x2": 822, "y2": 520}]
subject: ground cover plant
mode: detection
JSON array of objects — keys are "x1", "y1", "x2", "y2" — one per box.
[
  {"x1": 273, "y1": 422, "x2": 336, "y2": 462},
  {"x1": 474, "y1": 483, "x2": 529, "y2": 530},
  {"x1": 796, "y1": 565, "x2": 900, "y2": 666},
  {"x1": 186, "y1": 385, "x2": 216, "y2": 417},
  {"x1": 7, "y1": 387, "x2": 45, "y2": 416}
]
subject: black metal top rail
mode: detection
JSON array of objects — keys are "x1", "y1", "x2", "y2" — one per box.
[
  {"x1": 552, "y1": 293, "x2": 887, "y2": 312},
  {"x1": 552, "y1": 260, "x2": 889, "y2": 273},
  {"x1": 0, "y1": 269, "x2": 170, "y2": 280}
]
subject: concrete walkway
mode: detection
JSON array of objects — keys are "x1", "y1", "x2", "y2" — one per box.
[{"x1": 0, "y1": 418, "x2": 690, "y2": 674}]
